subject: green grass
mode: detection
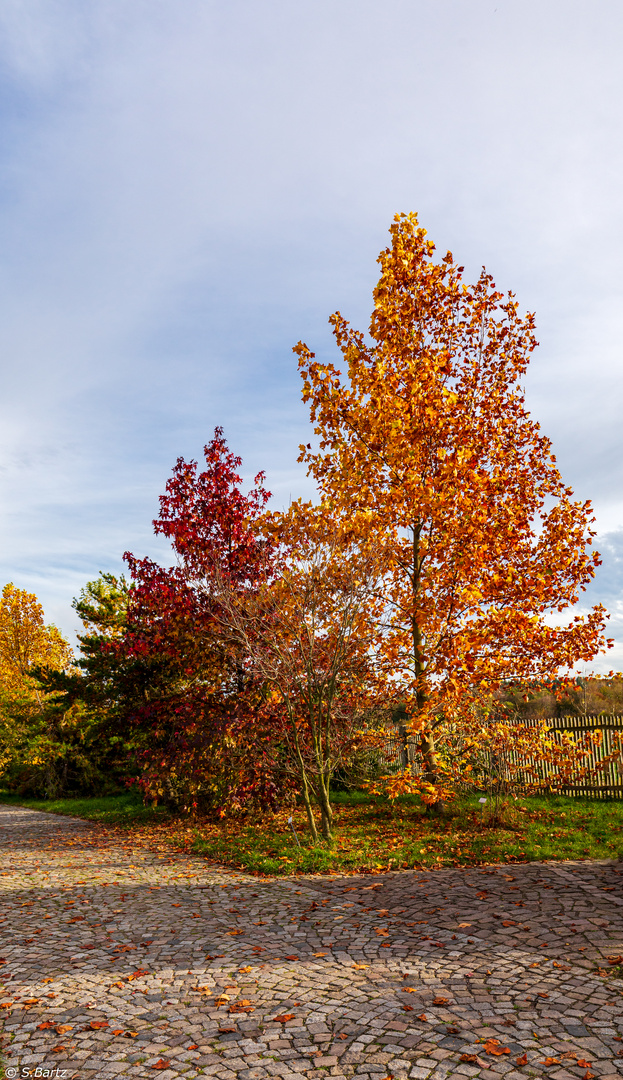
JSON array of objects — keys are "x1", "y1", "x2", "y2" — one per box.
[
  {"x1": 1, "y1": 788, "x2": 621, "y2": 875},
  {"x1": 0, "y1": 789, "x2": 170, "y2": 826},
  {"x1": 186, "y1": 791, "x2": 623, "y2": 875}
]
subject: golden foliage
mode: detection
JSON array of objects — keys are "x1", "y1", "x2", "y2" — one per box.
[
  {"x1": 295, "y1": 212, "x2": 612, "y2": 791},
  {"x1": 0, "y1": 582, "x2": 72, "y2": 695}
]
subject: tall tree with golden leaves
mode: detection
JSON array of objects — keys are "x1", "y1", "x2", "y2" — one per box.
[
  {"x1": 295, "y1": 213, "x2": 610, "y2": 789},
  {"x1": 0, "y1": 583, "x2": 72, "y2": 694}
]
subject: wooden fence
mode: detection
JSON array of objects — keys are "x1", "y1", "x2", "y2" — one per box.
[{"x1": 373, "y1": 715, "x2": 623, "y2": 798}]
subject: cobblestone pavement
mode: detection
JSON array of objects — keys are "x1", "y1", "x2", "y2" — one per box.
[{"x1": 1, "y1": 805, "x2": 623, "y2": 1080}]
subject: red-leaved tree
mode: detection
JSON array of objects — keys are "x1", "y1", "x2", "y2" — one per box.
[{"x1": 113, "y1": 428, "x2": 289, "y2": 812}]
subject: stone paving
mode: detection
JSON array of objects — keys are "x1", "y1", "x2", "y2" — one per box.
[{"x1": 1, "y1": 805, "x2": 623, "y2": 1080}]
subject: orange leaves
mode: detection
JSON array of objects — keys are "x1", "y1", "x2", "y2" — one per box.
[
  {"x1": 272, "y1": 1013, "x2": 295, "y2": 1023},
  {"x1": 516, "y1": 1052, "x2": 528, "y2": 1065},
  {"x1": 294, "y1": 212, "x2": 610, "y2": 794},
  {"x1": 482, "y1": 1039, "x2": 510, "y2": 1056},
  {"x1": 229, "y1": 1000, "x2": 255, "y2": 1014}
]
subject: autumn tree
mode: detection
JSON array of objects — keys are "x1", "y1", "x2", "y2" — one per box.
[
  {"x1": 214, "y1": 501, "x2": 385, "y2": 841},
  {"x1": 114, "y1": 428, "x2": 290, "y2": 812},
  {"x1": 0, "y1": 583, "x2": 91, "y2": 796},
  {"x1": 295, "y1": 212, "x2": 610, "y2": 799},
  {"x1": 0, "y1": 582, "x2": 71, "y2": 689}
]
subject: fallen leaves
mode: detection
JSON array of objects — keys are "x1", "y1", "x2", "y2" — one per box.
[
  {"x1": 273, "y1": 1013, "x2": 295, "y2": 1023},
  {"x1": 516, "y1": 1052, "x2": 528, "y2": 1065},
  {"x1": 432, "y1": 996, "x2": 449, "y2": 1005},
  {"x1": 151, "y1": 1060, "x2": 171, "y2": 1069},
  {"x1": 482, "y1": 1039, "x2": 510, "y2": 1056},
  {"x1": 459, "y1": 1053, "x2": 479, "y2": 1063}
]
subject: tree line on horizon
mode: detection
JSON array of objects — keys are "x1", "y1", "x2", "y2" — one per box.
[{"x1": 1, "y1": 213, "x2": 619, "y2": 838}]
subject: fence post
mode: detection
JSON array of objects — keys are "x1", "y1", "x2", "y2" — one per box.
[{"x1": 399, "y1": 724, "x2": 409, "y2": 770}]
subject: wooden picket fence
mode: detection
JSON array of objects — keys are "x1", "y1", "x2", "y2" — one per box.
[{"x1": 374, "y1": 715, "x2": 623, "y2": 798}]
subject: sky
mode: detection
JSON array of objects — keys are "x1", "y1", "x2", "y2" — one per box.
[{"x1": 0, "y1": 0, "x2": 622, "y2": 669}]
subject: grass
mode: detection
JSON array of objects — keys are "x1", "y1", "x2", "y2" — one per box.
[
  {"x1": 186, "y1": 791, "x2": 623, "y2": 874},
  {"x1": 1, "y1": 788, "x2": 622, "y2": 874},
  {"x1": 0, "y1": 789, "x2": 170, "y2": 826}
]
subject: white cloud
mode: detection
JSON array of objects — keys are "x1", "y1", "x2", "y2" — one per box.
[{"x1": 0, "y1": 0, "x2": 621, "y2": 655}]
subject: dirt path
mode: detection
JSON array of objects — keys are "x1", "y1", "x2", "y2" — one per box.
[{"x1": 1, "y1": 803, "x2": 623, "y2": 1079}]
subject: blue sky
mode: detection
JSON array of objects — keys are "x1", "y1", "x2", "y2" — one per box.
[{"x1": 0, "y1": 0, "x2": 622, "y2": 669}]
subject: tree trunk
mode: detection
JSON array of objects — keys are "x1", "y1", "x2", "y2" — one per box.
[{"x1": 317, "y1": 772, "x2": 334, "y2": 843}]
